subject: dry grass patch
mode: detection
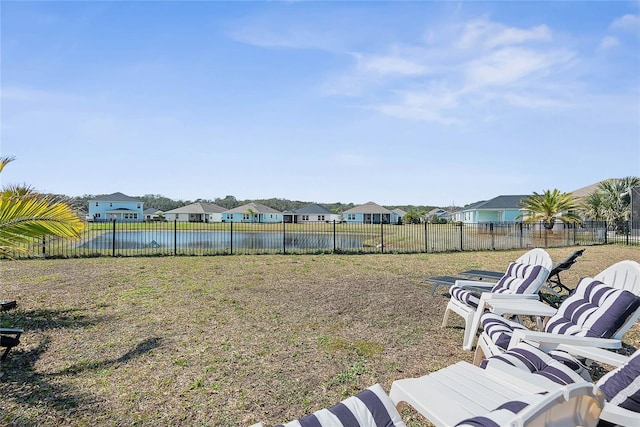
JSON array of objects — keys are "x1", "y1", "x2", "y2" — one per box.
[{"x1": 1, "y1": 246, "x2": 639, "y2": 426}]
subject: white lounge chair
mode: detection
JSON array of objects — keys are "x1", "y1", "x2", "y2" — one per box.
[
  {"x1": 389, "y1": 355, "x2": 604, "y2": 427},
  {"x1": 442, "y1": 248, "x2": 553, "y2": 350},
  {"x1": 481, "y1": 343, "x2": 640, "y2": 426},
  {"x1": 474, "y1": 260, "x2": 640, "y2": 368}
]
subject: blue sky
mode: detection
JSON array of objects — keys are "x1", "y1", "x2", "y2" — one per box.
[{"x1": 1, "y1": 1, "x2": 639, "y2": 207}]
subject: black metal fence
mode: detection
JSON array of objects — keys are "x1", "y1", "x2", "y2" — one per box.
[{"x1": 9, "y1": 220, "x2": 640, "y2": 259}]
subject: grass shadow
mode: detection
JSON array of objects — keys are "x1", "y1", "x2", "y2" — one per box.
[{"x1": 0, "y1": 308, "x2": 107, "y2": 332}]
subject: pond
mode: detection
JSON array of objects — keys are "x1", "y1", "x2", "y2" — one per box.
[{"x1": 77, "y1": 230, "x2": 363, "y2": 250}]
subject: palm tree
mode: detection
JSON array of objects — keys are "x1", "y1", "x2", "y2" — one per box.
[
  {"x1": 582, "y1": 190, "x2": 606, "y2": 222},
  {"x1": 516, "y1": 189, "x2": 581, "y2": 230},
  {"x1": 0, "y1": 156, "x2": 85, "y2": 258},
  {"x1": 597, "y1": 176, "x2": 640, "y2": 232}
]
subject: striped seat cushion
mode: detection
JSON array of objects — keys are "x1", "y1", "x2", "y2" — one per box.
[
  {"x1": 480, "y1": 313, "x2": 529, "y2": 351},
  {"x1": 455, "y1": 398, "x2": 535, "y2": 427},
  {"x1": 544, "y1": 278, "x2": 640, "y2": 338},
  {"x1": 480, "y1": 342, "x2": 590, "y2": 383},
  {"x1": 450, "y1": 263, "x2": 548, "y2": 309},
  {"x1": 276, "y1": 384, "x2": 406, "y2": 427},
  {"x1": 597, "y1": 348, "x2": 640, "y2": 413}
]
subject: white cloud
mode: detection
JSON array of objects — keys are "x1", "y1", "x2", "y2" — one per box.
[
  {"x1": 456, "y1": 19, "x2": 552, "y2": 50},
  {"x1": 356, "y1": 54, "x2": 427, "y2": 77},
  {"x1": 599, "y1": 36, "x2": 620, "y2": 50},
  {"x1": 610, "y1": 14, "x2": 640, "y2": 31},
  {"x1": 464, "y1": 48, "x2": 573, "y2": 88}
]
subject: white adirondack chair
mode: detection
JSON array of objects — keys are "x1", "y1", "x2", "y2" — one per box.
[
  {"x1": 442, "y1": 247, "x2": 553, "y2": 350},
  {"x1": 474, "y1": 260, "x2": 640, "y2": 365}
]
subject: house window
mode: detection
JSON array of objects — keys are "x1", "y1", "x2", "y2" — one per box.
[
  {"x1": 110, "y1": 203, "x2": 113, "y2": 207},
  {"x1": 137, "y1": 204, "x2": 141, "y2": 209},
  {"x1": 347, "y1": 214, "x2": 356, "y2": 221},
  {"x1": 302, "y1": 215, "x2": 309, "y2": 221},
  {"x1": 243, "y1": 214, "x2": 250, "y2": 220},
  {"x1": 95, "y1": 202, "x2": 98, "y2": 207},
  {"x1": 318, "y1": 215, "x2": 325, "y2": 221}
]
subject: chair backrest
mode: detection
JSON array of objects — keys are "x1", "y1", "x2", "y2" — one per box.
[
  {"x1": 515, "y1": 248, "x2": 553, "y2": 271},
  {"x1": 594, "y1": 260, "x2": 640, "y2": 295},
  {"x1": 549, "y1": 248, "x2": 585, "y2": 277},
  {"x1": 544, "y1": 274, "x2": 640, "y2": 340},
  {"x1": 596, "y1": 348, "x2": 640, "y2": 415},
  {"x1": 270, "y1": 384, "x2": 407, "y2": 427},
  {"x1": 491, "y1": 263, "x2": 550, "y2": 295}
]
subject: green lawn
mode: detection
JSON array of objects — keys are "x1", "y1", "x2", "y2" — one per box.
[{"x1": 1, "y1": 245, "x2": 639, "y2": 426}]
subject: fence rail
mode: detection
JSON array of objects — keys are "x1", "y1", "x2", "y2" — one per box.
[{"x1": 9, "y1": 220, "x2": 640, "y2": 259}]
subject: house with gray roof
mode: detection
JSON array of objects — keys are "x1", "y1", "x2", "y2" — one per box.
[
  {"x1": 164, "y1": 202, "x2": 226, "y2": 223},
  {"x1": 343, "y1": 202, "x2": 392, "y2": 224},
  {"x1": 283, "y1": 204, "x2": 339, "y2": 223},
  {"x1": 88, "y1": 192, "x2": 143, "y2": 222},
  {"x1": 143, "y1": 208, "x2": 164, "y2": 221},
  {"x1": 391, "y1": 208, "x2": 406, "y2": 224},
  {"x1": 223, "y1": 203, "x2": 282, "y2": 223},
  {"x1": 450, "y1": 195, "x2": 529, "y2": 224}
]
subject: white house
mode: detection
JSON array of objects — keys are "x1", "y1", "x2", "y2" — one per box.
[
  {"x1": 164, "y1": 202, "x2": 226, "y2": 223},
  {"x1": 222, "y1": 203, "x2": 282, "y2": 223},
  {"x1": 283, "y1": 204, "x2": 339, "y2": 223},
  {"x1": 88, "y1": 192, "x2": 143, "y2": 222},
  {"x1": 343, "y1": 202, "x2": 392, "y2": 224}
]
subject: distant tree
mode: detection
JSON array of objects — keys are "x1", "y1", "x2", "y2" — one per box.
[
  {"x1": 516, "y1": 189, "x2": 581, "y2": 230},
  {"x1": 214, "y1": 195, "x2": 239, "y2": 209},
  {"x1": 0, "y1": 156, "x2": 84, "y2": 258},
  {"x1": 582, "y1": 191, "x2": 606, "y2": 222},
  {"x1": 403, "y1": 210, "x2": 423, "y2": 224}
]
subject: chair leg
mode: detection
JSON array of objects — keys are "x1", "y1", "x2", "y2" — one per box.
[{"x1": 442, "y1": 307, "x2": 451, "y2": 327}]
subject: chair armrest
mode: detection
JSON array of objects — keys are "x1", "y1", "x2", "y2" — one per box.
[
  {"x1": 507, "y1": 330, "x2": 621, "y2": 351},
  {"x1": 555, "y1": 345, "x2": 629, "y2": 367},
  {"x1": 455, "y1": 280, "x2": 496, "y2": 290},
  {"x1": 0, "y1": 328, "x2": 24, "y2": 335},
  {"x1": 483, "y1": 293, "x2": 540, "y2": 300}
]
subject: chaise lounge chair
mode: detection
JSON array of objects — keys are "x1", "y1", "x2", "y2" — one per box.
[
  {"x1": 0, "y1": 327, "x2": 23, "y2": 361},
  {"x1": 442, "y1": 247, "x2": 553, "y2": 350},
  {"x1": 474, "y1": 260, "x2": 640, "y2": 368}
]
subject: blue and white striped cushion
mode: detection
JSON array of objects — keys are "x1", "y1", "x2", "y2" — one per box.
[
  {"x1": 480, "y1": 343, "x2": 589, "y2": 384},
  {"x1": 455, "y1": 399, "x2": 530, "y2": 427},
  {"x1": 276, "y1": 384, "x2": 406, "y2": 427},
  {"x1": 480, "y1": 313, "x2": 529, "y2": 351},
  {"x1": 491, "y1": 263, "x2": 548, "y2": 295},
  {"x1": 449, "y1": 286, "x2": 482, "y2": 308},
  {"x1": 449, "y1": 263, "x2": 547, "y2": 309},
  {"x1": 545, "y1": 278, "x2": 640, "y2": 338},
  {"x1": 597, "y1": 349, "x2": 640, "y2": 413}
]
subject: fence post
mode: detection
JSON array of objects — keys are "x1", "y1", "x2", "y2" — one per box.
[
  {"x1": 604, "y1": 221, "x2": 608, "y2": 244},
  {"x1": 174, "y1": 219, "x2": 177, "y2": 256},
  {"x1": 380, "y1": 222, "x2": 384, "y2": 254},
  {"x1": 230, "y1": 221, "x2": 234, "y2": 255},
  {"x1": 112, "y1": 219, "x2": 116, "y2": 257},
  {"x1": 519, "y1": 222, "x2": 523, "y2": 248},
  {"x1": 459, "y1": 222, "x2": 463, "y2": 251},
  {"x1": 42, "y1": 235, "x2": 46, "y2": 258},
  {"x1": 490, "y1": 222, "x2": 495, "y2": 250},
  {"x1": 424, "y1": 222, "x2": 428, "y2": 253},
  {"x1": 282, "y1": 220, "x2": 286, "y2": 254},
  {"x1": 333, "y1": 220, "x2": 336, "y2": 253}
]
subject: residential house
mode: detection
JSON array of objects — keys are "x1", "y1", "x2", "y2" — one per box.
[
  {"x1": 222, "y1": 202, "x2": 282, "y2": 223},
  {"x1": 164, "y1": 202, "x2": 226, "y2": 223},
  {"x1": 143, "y1": 208, "x2": 164, "y2": 221},
  {"x1": 88, "y1": 192, "x2": 143, "y2": 222},
  {"x1": 391, "y1": 208, "x2": 406, "y2": 224},
  {"x1": 283, "y1": 204, "x2": 340, "y2": 223},
  {"x1": 450, "y1": 195, "x2": 529, "y2": 224},
  {"x1": 427, "y1": 208, "x2": 449, "y2": 222},
  {"x1": 343, "y1": 202, "x2": 392, "y2": 224}
]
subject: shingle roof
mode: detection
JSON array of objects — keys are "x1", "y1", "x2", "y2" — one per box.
[
  {"x1": 462, "y1": 195, "x2": 530, "y2": 211},
  {"x1": 91, "y1": 192, "x2": 141, "y2": 203},
  {"x1": 224, "y1": 202, "x2": 281, "y2": 214},
  {"x1": 343, "y1": 202, "x2": 392, "y2": 214},
  {"x1": 393, "y1": 208, "x2": 407, "y2": 215},
  {"x1": 294, "y1": 204, "x2": 334, "y2": 215},
  {"x1": 143, "y1": 208, "x2": 163, "y2": 214},
  {"x1": 569, "y1": 181, "x2": 610, "y2": 199},
  {"x1": 165, "y1": 202, "x2": 226, "y2": 214}
]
